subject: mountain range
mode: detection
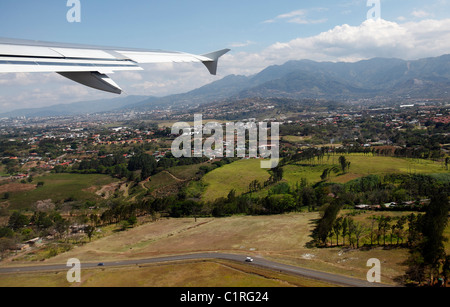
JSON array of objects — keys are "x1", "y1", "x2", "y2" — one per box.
[{"x1": 2, "y1": 54, "x2": 450, "y2": 118}]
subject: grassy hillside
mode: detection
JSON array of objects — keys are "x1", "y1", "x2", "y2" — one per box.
[
  {"x1": 2, "y1": 173, "x2": 118, "y2": 211},
  {"x1": 200, "y1": 154, "x2": 448, "y2": 202},
  {"x1": 284, "y1": 154, "x2": 448, "y2": 185},
  {"x1": 201, "y1": 159, "x2": 271, "y2": 202}
]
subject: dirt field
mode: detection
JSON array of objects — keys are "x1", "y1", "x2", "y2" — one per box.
[
  {"x1": 0, "y1": 260, "x2": 334, "y2": 287},
  {"x1": 16, "y1": 213, "x2": 409, "y2": 285},
  {"x1": 0, "y1": 183, "x2": 36, "y2": 194}
]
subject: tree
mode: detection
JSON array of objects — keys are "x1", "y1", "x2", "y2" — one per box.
[
  {"x1": 407, "y1": 213, "x2": 421, "y2": 247},
  {"x1": 338, "y1": 156, "x2": 350, "y2": 173},
  {"x1": 333, "y1": 217, "x2": 343, "y2": 246},
  {"x1": 443, "y1": 256, "x2": 450, "y2": 286},
  {"x1": 0, "y1": 237, "x2": 16, "y2": 258},
  {"x1": 127, "y1": 215, "x2": 137, "y2": 227},
  {"x1": 119, "y1": 220, "x2": 130, "y2": 231},
  {"x1": 405, "y1": 250, "x2": 426, "y2": 286},
  {"x1": 248, "y1": 180, "x2": 261, "y2": 193},
  {"x1": 320, "y1": 166, "x2": 339, "y2": 181},
  {"x1": 347, "y1": 218, "x2": 355, "y2": 248},
  {"x1": 417, "y1": 188, "x2": 449, "y2": 284},
  {"x1": 85, "y1": 225, "x2": 96, "y2": 241},
  {"x1": 30, "y1": 211, "x2": 53, "y2": 230},
  {"x1": 8, "y1": 212, "x2": 29, "y2": 231},
  {"x1": 341, "y1": 217, "x2": 349, "y2": 246},
  {"x1": 314, "y1": 199, "x2": 343, "y2": 246},
  {"x1": 394, "y1": 216, "x2": 407, "y2": 245},
  {"x1": 367, "y1": 215, "x2": 377, "y2": 246},
  {"x1": 320, "y1": 168, "x2": 329, "y2": 181},
  {"x1": 350, "y1": 220, "x2": 365, "y2": 249},
  {"x1": 128, "y1": 153, "x2": 157, "y2": 181},
  {"x1": 377, "y1": 215, "x2": 391, "y2": 246},
  {"x1": 0, "y1": 227, "x2": 14, "y2": 238},
  {"x1": 89, "y1": 214, "x2": 100, "y2": 227},
  {"x1": 54, "y1": 218, "x2": 69, "y2": 239},
  {"x1": 271, "y1": 166, "x2": 283, "y2": 182}
]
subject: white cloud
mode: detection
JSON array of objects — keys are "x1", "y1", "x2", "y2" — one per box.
[
  {"x1": 116, "y1": 71, "x2": 143, "y2": 81},
  {"x1": 229, "y1": 40, "x2": 256, "y2": 48},
  {"x1": 221, "y1": 18, "x2": 450, "y2": 78},
  {"x1": 264, "y1": 8, "x2": 327, "y2": 25},
  {"x1": 0, "y1": 72, "x2": 61, "y2": 86},
  {"x1": 3, "y1": 18, "x2": 450, "y2": 111},
  {"x1": 411, "y1": 10, "x2": 433, "y2": 18}
]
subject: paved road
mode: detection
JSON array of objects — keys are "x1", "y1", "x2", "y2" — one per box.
[{"x1": 0, "y1": 252, "x2": 393, "y2": 287}]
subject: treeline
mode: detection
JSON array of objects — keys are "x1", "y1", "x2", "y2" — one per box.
[
  {"x1": 313, "y1": 202, "x2": 418, "y2": 249},
  {"x1": 281, "y1": 144, "x2": 446, "y2": 165},
  {"x1": 57, "y1": 152, "x2": 210, "y2": 181},
  {"x1": 0, "y1": 210, "x2": 72, "y2": 256},
  {"x1": 279, "y1": 118, "x2": 448, "y2": 160},
  {"x1": 99, "y1": 172, "x2": 448, "y2": 221},
  {"x1": 313, "y1": 187, "x2": 450, "y2": 286}
]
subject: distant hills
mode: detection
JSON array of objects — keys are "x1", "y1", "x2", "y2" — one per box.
[
  {"x1": 0, "y1": 95, "x2": 149, "y2": 118},
  {"x1": 3, "y1": 54, "x2": 450, "y2": 118}
]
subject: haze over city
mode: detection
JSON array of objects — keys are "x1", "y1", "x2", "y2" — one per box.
[{"x1": 1, "y1": 0, "x2": 450, "y2": 112}]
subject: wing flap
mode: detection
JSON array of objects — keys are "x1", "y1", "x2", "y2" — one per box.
[
  {"x1": 0, "y1": 44, "x2": 63, "y2": 58},
  {"x1": 0, "y1": 56, "x2": 142, "y2": 73},
  {"x1": 50, "y1": 47, "x2": 118, "y2": 60},
  {"x1": 116, "y1": 50, "x2": 209, "y2": 64},
  {"x1": 58, "y1": 72, "x2": 123, "y2": 94},
  {"x1": 0, "y1": 38, "x2": 230, "y2": 94}
]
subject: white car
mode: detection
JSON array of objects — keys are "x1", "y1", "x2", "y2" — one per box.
[{"x1": 245, "y1": 257, "x2": 254, "y2": 262}]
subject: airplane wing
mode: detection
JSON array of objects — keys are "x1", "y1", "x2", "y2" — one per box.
[{"x1": 0, "y1": 37, "x2": 230, "y2": 94}]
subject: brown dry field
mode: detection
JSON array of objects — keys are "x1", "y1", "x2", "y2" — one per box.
[
  {"x1": 3, "y1": 213, "x2": 410, "y2": 285},
  {"x1": 0, "y1": 183, "x2": 36, "y2": 194},
  {"x1": 0, "y1": 260, "x2": 335, "y2": 287}
]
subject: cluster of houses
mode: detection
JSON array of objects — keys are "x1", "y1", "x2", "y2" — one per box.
[{"x1": 355, "y1": 199, "x2": 430, "y2": 211}]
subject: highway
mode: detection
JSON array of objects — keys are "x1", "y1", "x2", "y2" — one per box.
[{"x1": 0, "y1": 252, "x2": 394, "y2": 287}]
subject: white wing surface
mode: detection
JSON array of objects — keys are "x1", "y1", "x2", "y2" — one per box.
[{"x1": 0, "y1": 37, "x2": 230, "y2": 94}]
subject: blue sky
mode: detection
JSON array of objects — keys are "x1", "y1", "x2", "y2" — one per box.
[
  {"x1": 1, "y1": 0, "x2": 450, "y2": 112},
  {"x1": 2, "y1": 0, "x2": 448, "y2": 53}
]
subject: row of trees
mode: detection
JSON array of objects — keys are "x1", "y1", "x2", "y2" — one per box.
[
  {"x1": 315, "y1": 208, "x2": 417, "y2": 249},
  {"x1": 313, "y1": 187, "x2": 450, "y2": 286},
  {"x1": 64, "y1": 151, "x2": 211, "y2": 182}
]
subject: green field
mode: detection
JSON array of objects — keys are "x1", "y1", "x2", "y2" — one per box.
[
  {"x1": 145, "y1": 163, "x2": 209, "y2": 193},
  {"x1": 201, "y1": 154, "x2": 449, "y2": 201},
  {"x1": 201, "y1": 159, "x2": 271, "y2": 202},
  {"x1": 4, "y1": 173, "x2": 118, "y2": 211},
  {"x1": 282, "y1": 135, "x2": 312, "y2": 143}
]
